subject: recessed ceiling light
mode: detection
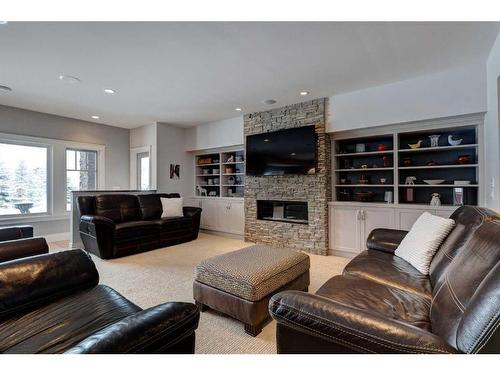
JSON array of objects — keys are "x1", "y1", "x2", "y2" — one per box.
[
  {"x1": 0, "y1": 21, "x2": 8, "y2": 25},
  {"x1": 300, "y1": 91, "x2": 309, "y2": 96},
  {"x1": 104, "y1": 88, "x2": 116, "y2": 94},
  {"x1": 59, "y1": 75, "x2": 81, "y2": 84},
  {"x1": 0, "y1": 85, "x2": 12, "y2": 92},
  {"x1": 264, "y1": 139, "x2": 270, "y2": 142},
  {"x1": 91, "y1": 115, "x2": 100, "y2": 120},
  {"x1": 263, "y1": 99, "x2": 277, "y2": 105},
  {"x1": 290, "y1": 152, "x2": 296, "y2": 156},
  {"x1": 235, "y1": 107, "x2": 242, "y2": 112}
]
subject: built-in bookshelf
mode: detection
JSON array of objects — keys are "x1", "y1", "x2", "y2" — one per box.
[
  {"x1": 195, "y1": 149, "x2": 245, "y2": 198},
  {"x1": 333, "y1": 123, "x2": 481, "y2": 206}
]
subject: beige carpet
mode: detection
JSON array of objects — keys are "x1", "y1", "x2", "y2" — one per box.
[{"x1": 50, "y1": 233, "x2": 350, "y2": 354}]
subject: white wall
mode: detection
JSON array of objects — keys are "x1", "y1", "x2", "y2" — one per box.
[
  {"x1": 156, "y1": 123, "x2": 193, "y2": 197},
  {"x1": 328, "y1": 62, "x2": 487, "y2": 132},
  {"x1": 185, "y1": 116, "x2": 244, "y2": 151},
  {"x1": 130, "y1": 124, "x2": 157, "y2": 189},
  {"x1": 484, "y1": 32, "x2": 500, "y2": 211},
  {"x1": 0, "y1": 105, "x2": 130, "y2": 236}
]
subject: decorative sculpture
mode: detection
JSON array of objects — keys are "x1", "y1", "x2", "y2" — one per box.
[
  {"x1": 405, "y1": 176, "x2": 417, "y2": 185},
  {"x1": 196, "y1": 186, "x2": 207, "y2": 197},
  {"x1": 430, "y1": 193, "x2": 441, "y2": 206}
]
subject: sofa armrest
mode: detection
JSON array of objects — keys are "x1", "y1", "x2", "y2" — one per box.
[
  {"x1": 183, "y1": 206, "x2": 202, "y2": 218},
  {"x1": 270, "y1": 291, "x2": 456, "y2": 354},
  {"x1": 0, "y1": 225, "x2": 33, "y2": 242},
  {"x1": 366, "y1": 228, "x2": 408, "y2": 254},
  {"x1": 0, "y1": 249, "x2": 98, "y2": 319},
  {"x1": 80, "y1": 215, "x2": 115, "y2": 227},
  {"x1": 0, "y1": 237, "x2": 48, "y2": 263},
  {"x1": 65, "y1": 302, "x2": 200, "y2": 354}
]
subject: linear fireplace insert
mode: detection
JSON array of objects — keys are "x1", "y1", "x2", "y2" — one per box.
[{"x1": 257, "y1": 200, "x2": 308, "y2": 225}]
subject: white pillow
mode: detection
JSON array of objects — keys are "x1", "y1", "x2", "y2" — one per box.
[
  {"x1": 160, "y1": 197, "x2": 184, "y2": 218},
  {"x1": 395, "y1": 212, "x2": 455, "y2": 275}
]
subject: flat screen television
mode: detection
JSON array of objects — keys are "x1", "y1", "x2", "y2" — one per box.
[{"x1": 246, "y1": 125, "x2": 317, "y2": 176}]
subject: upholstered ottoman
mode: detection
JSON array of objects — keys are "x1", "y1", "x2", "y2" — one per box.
[{"x1": 193, "y1": 244, "x2": 310, "y2": 336}]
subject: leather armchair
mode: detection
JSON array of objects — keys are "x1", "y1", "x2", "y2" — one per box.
[
  {"x1": 0, "y1": 249, "x2": 200, "y2": 353},
  {"x1": 366, "y1": 228, "x2": 408, "y2": 254},
  {"x1": 0, "y1": 225, "x2": 48, "y2": 263}
]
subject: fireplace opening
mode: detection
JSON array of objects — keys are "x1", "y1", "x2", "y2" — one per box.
[{"x1": 257, "y1": 200, "x2": 308, "y2": 225}]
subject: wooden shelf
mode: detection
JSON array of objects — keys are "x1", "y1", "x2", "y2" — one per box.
[
  {"x1": 196, "y1": 163, "x2": 219, "y2": 167},
  {"x1": 222, "y1": 173, "x2": 245, "y2": 175},
  {"x1": 399, "y1": 184, "x2": 479, "y2": 188},
  {"x1": 337, "y1": 184, "x2": 394, "y2": 187},
  {"x1": 335, "y1": 167, "x2": 394, "y2": 172},
  {"x1": 399, "y1": 164, "x2": 478, "y2": 170},
  {"x1": 398, "y1": 144, "x2": 478, "y2": 153},
  {"x1": 334, "y1": 150, "x2": 394, "y2": 157},
  {"x1": 196, "y1": 174, "x2": 219, "y2": 177},
  {"x1": 222, "y1": 161, "x2": 244, "y2": 165}
]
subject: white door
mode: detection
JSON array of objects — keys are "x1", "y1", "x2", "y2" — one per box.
[
  {"x1": 227, "y1": 200, "x2": 245, "y2": 235},
  {"x1": 361, "y1": 207, "x2": 396, "y2": 250},
  {"x1": 200, "y1": 199, "x2": 219, "y2": 230},
  {"x1": 331, "y1": 206, "x2": 362, "y2": 254}
]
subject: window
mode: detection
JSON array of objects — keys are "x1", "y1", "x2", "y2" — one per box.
[
  {"x1": 0, "y1": 142, "x2": 49, "y2": 216},
  {"x1": 137, "y1": 152, "x2": 150, "y2": 190},
  {"x1": 66, "y1": 149, "x2": 98, "y2": 210}
]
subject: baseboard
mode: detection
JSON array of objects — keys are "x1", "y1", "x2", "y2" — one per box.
[
  {"x1": 44, "y1": 232, "x2": 70, "y2": 243},
  {"x1": 200, "y1": 229, "x2": 244, "y2": 240},
  {"x1": 328, "y1": 249, "x2": 357, "y2": 259}
]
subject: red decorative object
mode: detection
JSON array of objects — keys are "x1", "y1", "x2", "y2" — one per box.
[
  {"x1": 403, "y1": 158, "x2": 412, "y2": 167},
  {"x1": 457, "y1": 155, "x2": 471, "y2": 165},
  {"x1": 426, "y1": 160, "x2": 438, "y2": 166},
  {"x1": 382, "y1": 155, "x2": 388, "y2": 167},
  {"x1": 377, "y1": 144, "x2": 387, "y2": 151}
]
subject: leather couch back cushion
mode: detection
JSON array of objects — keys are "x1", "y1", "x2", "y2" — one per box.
[
  {"x1": 429, "y1": 206, "x2": 500, "y2": 287},
  {"x1": 137, "y1": 194, "x2": 170, "y2": 220},
  {"x1": 95, "y1": 195, "x2": 141, "y2": 223},
  {"x1": 0, "y1": 249, "x2": 99, "y2": 319},
  {"x1": 430, "y1": 220, "x2": 500, "y2": 353},
  {"x1": 77, "y1": 196, "x2": 96, "y2": 216}
]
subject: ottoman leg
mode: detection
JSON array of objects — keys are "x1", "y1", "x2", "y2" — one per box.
[
  {"x1": 195, "y1": 301, "x2": 209, "y2": 312},
  {"x1": 244, "y1": 323, "x2": 263, "y2": 337}
]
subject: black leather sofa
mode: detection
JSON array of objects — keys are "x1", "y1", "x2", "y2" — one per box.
[
  {"x1": 0, "y1": 225, "x2": 48, "y2": 263},
  {"x1": 270, "y1": 206, "x2": 500, "y2": 354},
  {"x1": 78, "y1": 193, "x2": 202, "y2": 259},
  {"x1": 0, "y1": 249, "x2": 200, "y2": 353}
]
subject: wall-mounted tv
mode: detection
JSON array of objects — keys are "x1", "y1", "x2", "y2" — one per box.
[{"x1": 246, "y1": 125, "x2": 317, "y2": 176}]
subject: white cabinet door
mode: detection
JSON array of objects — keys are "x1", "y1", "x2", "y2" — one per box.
[
  {"x1": 361, "y1": 207, "x2": 395, "y2": 250},
  {"x1": 331, "y1": 206, "x2": 362, "y2": 254},
  {"x1": 216, "y1": 200, "x2": 231, "y2": 232},
  {"x1": 397, "y1": 208, "x2": 430, "y2": 231},
  {"x1": 184, "y1": 198, "x2": 201, "y2": 208},
  {"x1": 228, "y1": 200, "x2": 245, "y2": 235},
  {"x1": 200, "y1": 199, "x2": 219, "y2": 230}
]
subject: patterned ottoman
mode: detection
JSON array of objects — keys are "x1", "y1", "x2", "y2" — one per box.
[{"x1": 193, "y1": 244, "x2": 310, "y2": 336}]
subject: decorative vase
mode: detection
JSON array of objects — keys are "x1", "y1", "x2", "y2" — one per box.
[{"x1": 428, "y1": 134, "x2": 440, "y2": 147}]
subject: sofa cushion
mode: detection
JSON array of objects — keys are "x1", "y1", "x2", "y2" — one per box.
[
  {"x1": 152, "y1": 216, "x2": 193, "y2": 232},
  {"x1": 137, "y1": 193, "x2": 170, "y2": 220},
  {"x1": 395, "y1": 212, "x2": 455, "y2": 275},
  {"x1": 95, "y1": 195, "x2": 141, "y2": 223},
  {"x1": 114, "y1": 221, "x2": 160, "y2": 241},
  {"x1": 429, "y1": 206, "x2": 500, "y2": 287},
  {"x1": 0, "y1": 285, "x2": 141, "y2": 353},
  {"x1": 430, "y1": 219, "x2": 500, "y2": 353},
  {"x1": 316, "y1": 275, "x2": 431, "y2": 330},
  {"x1": 343, "y1": 250, "x2": 432, "y2": 298}
]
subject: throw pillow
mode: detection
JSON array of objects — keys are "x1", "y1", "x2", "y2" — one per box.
[
  {"x1": 160, "y1": 197, "x2": 184, "y2": 218},
  {"x1": 395, "y1": 212, "x2": 455, "y2": 274}
]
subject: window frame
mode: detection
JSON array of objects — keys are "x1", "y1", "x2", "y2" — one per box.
[
  {"x1": 65, "y1": 148, "x2": 99, "y2": 211},
  {"x1": 0, "y1": 137, "x2": 52, "y2": 219}
]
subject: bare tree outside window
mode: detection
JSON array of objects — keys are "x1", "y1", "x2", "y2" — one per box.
[{"x1": 66, "y1": 149, "x2": 98, "y2": 210}]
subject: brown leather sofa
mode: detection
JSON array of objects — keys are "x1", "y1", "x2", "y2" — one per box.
[
  {"x1": 0, "y1": 249, "x2": 200, "y2": 353},
  {"x1": 0, "y1": 225, "x2": 48, "y2": 263},
  {"x1": 78, "y1": 193, "x2": 202, "y2": 259},
  {"x1": 270, "y1": 206, "x2": 500, "y2": 354}
]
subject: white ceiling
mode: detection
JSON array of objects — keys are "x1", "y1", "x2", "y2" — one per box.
[{"x1": 0, "y1": 22, "x2": 499, "y2": 129}]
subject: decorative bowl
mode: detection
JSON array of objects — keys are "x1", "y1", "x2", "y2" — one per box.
[{"x1": 423, "y1": 179, "x2": 445, "y2": 185}]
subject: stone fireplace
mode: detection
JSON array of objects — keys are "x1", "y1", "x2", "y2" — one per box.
[{"x1": 244, "y1": 98, "x2": 330, "y2": 255}]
